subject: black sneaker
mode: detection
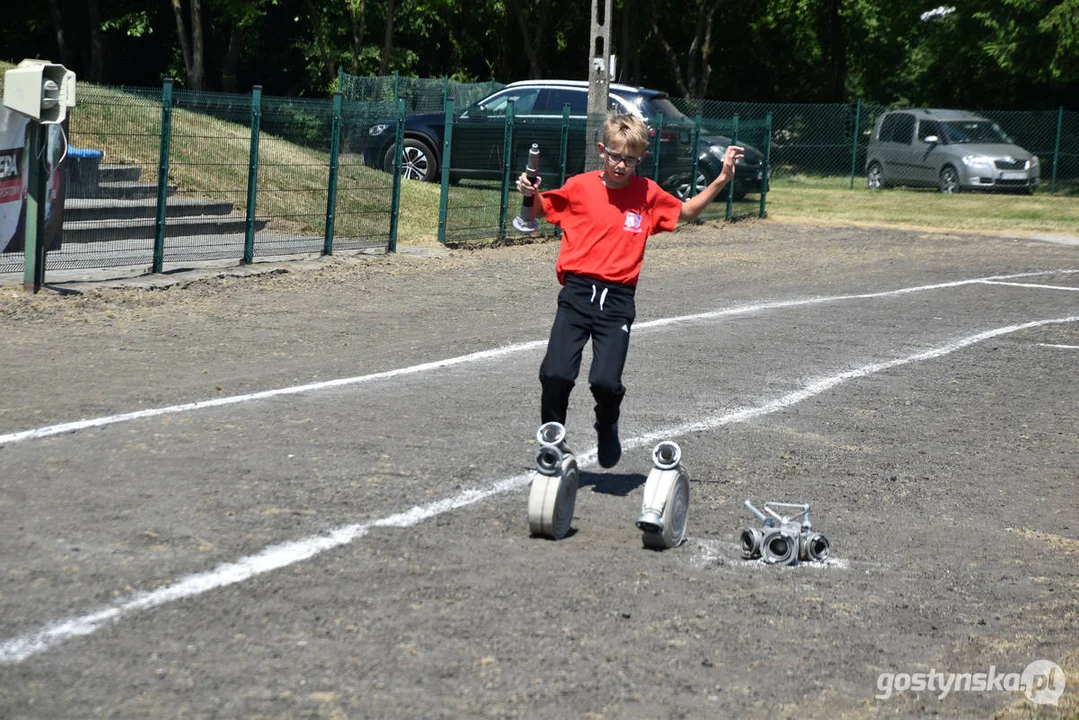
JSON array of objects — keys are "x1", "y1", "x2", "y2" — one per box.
[{"x1": 595, "y1": 422, "x2": 621, "y2": 469}]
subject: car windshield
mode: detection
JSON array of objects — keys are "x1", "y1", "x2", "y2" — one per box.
[
  {"x1": 620, "y1": 94, "x2": 688, "y2": 121},
  {"x1": 940, "y1": 120, "x2": 1013, "y2": 145}
]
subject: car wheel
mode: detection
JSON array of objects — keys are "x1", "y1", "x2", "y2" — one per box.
[
  {"x1": 938, "y1": 166, "x2": 960, "y2": 194},
  {"x1": 384, "y1": 138, "x2": 437, "y2": 182},
  {"x1": 867, "y1": 162, "x2": 886, "y2": 190},
  {"x1": 671, "y1": 169, "x2": 714, "y2": 201}
]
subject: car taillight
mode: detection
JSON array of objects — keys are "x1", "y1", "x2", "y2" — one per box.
[{"x1": 648, "y1": 129, "x2": 680, "y2": 142}]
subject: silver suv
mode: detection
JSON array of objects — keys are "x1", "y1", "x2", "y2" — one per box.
[{"x1": 866, "y1": 109, "x2": 1039, "y2": 194}]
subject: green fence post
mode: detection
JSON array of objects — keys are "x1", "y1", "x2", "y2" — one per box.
[
  {"x1": 559, "y1": 104, "x2": 571, "y2": 187},
  {"x1": 324, "y1": 91, "x2": 343, "y2": 256},
  {"x1": 498, "y1": 100, "x2": 516, "y2": 239},
  {"x1": 243, "y1": 85, "x2": 262, "y2": 265},
  {"x1": 760, "y1": 112, "x2": 772, "y2": 219},
  {"x1": 337, "y1": 67, "x2": 344, "y2": 95},
  {"x1": 443, "y1": 76, "x2": 450, "y2": 107},
  {"x1": 389, "y1": 98, "x2": 405, "y2": 252},
  {"x1": 849, "y1": 99, "x2": 862, "y2": 189},
  {"x1": 437, "y1": 99, "x2": 455, "y2": 245},
  {"x1": 651, "y1": 112, "x2": 664, "y2": 182},
  {"x1": 153, "y1": 78, "x2": 174, "y2": 274},
  {"x1": 1051, "y1": 106, "x2": 1063, "y2": 195},
  {"x1": 725, "y1": 114, "x2": 737, "y2": 220},
  {"x1": 393, "y1": 71, "x2": 399, "y2": 104}
]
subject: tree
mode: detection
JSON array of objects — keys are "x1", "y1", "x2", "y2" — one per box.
[
  {"x1": 649, "y1": 0, "x2": 724, "y2": 98},
  {"x1": 43, "y1": 0, "x2": 75, "y2": 70},
  {"x1": 976, "y1": 0, "x2": 1079, "y2": 83},
  {"x1": 507, "y1": 0, "x2": 548, "y2": 78},
  {"x1": 348, "y1": 0, "x2": 368, "y2": 76},
  {"x1": 380, "y1": 0, "x2": 397, "y2": 74},
  {"x1": 171, "y1": 0, "x2": 207, "y2": 90}
]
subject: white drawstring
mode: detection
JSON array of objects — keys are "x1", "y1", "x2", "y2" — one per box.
[{"x1": 588, "y1": 283, "x2": 609, "y2": 312}]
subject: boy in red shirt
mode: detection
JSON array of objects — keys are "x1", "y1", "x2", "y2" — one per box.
[{"x1": 518, "y1": 113, "x2": 743, "y2": 468}]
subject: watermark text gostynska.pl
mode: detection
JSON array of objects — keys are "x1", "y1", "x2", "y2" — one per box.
[{"x1": 876, "y1": 660, "x2": 1066, "y2": 705}]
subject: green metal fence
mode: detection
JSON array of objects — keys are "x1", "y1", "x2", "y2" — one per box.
[
  {"x1": 2, "y1": 72, "x2": 1076, "y2": 277},
  {"x1": 0, "y1": 79, "x2": 401, "y2": 275},
  {"x1": 416, "y1": 97, "x2": 771, "y2": 245},
  {"x1": 690, "y1": 98, "x2": 1078, "y2": 194}
]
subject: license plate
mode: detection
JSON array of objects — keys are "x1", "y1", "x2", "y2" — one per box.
[{"x1": 999, "y1": 171, "x2": 1025, "y2": 180}]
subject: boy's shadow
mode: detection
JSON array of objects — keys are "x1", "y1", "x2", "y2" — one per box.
[{"x1": 578, "y1": 470, "x2": 647, "y2": 497}]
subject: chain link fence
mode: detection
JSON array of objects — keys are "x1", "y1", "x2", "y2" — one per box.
[
  {"x1": 338, "y1": 71, "x2": 503, "y2": 116},
  {"x1": 1, "y1": 80, "x2": 397, "y2": 274},
  {"x1": 2, "y1": 70, "x2": 1076, "y2": 277}
]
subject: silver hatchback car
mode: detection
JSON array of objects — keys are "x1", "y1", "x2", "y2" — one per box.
[{"x1": 866, "y1": 109, "x2": 1039, "y2": 194}]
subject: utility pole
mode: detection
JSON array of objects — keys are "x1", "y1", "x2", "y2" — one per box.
[{"x1": 585, "y1": 0, "x2": 612, "y2": 171}]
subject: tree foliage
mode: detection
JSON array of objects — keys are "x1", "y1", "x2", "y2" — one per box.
[{"x1": 0, "y1": 0, "x2": 1074, "y2": 108}]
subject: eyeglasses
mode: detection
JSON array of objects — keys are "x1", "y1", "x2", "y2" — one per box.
[{"x1": 604, "y1": 149, "x2": 642, "y2": 168}]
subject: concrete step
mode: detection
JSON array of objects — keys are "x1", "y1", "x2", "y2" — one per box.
[
  {"x1": 64, "y1": 197, "x2": 235, "y2": 222},
  {"x1": 62, "y1": 215, "x2": 267, "y2": 244},
  {"x1": 99, "y1": 164, "x2": 143, "y2": 183},
  {"x1": 99, "y1": 165, "x2": 142, "y2": 184},
  {"x1": 71, "y1": 181, "x2": 177, "y2": 200}
]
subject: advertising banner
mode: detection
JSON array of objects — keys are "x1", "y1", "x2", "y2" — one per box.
[{"x1": 0, "y1": 105, "x2": 68, "y2": 254}]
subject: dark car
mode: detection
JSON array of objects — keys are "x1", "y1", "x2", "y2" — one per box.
[{"x1": 362, "y1": 79, "x2": 768, "y2": 200}]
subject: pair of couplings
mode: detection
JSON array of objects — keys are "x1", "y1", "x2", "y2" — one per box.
[
  {"x1": 535, "y1": 421, "x2": 568, "y2": 476},
  {"x1": 740, "y1": 524, "x2": 831, "y2": 564},
  {"x1": 741, "y1": 500, "x2": 830, "y2": 564}
]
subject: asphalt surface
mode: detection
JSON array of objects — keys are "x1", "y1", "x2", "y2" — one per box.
[{"x1": 0, "y1": 220, "x2": 1076, "y2": 719}]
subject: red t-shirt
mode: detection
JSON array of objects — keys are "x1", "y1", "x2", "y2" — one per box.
[{"x1": 540, "y1": 171, "x2": 683, "y2": 286}]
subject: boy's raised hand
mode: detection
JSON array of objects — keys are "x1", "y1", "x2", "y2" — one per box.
[
  {"x1": 517, "y1": 172, "x2": 542, "y2": 196},
  {"x1": 718, "y1": 145, "x2": 745, "y2": 184}
]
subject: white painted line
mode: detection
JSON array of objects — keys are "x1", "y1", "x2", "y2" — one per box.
[
  {"x1": 1, "y1": 314, "x2": 1075, "y2": 664},
  {"x1": 979, "y1": 280, "x2": 1079, "y2": 292},
  {"x1": 1039, "y1": 344, "x2": 1079, "y2": 350},
  {"x1": 635, "y1": 270, "x2": 1078, "y2": 331},
  {"x1": 0, "y1": 341, "x2": 545, "y2": 446},
  {"x1": 2, "y1": 270, "x2": 1075, "y2": 448}
]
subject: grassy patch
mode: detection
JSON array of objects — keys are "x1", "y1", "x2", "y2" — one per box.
[{"x1": 766, "y1": 177, "x2": 1079, "y2": 237}]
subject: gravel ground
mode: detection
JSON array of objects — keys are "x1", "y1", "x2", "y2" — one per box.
[{"x1": 0, "y1": 220, "x2": 1077, "y2": 719}]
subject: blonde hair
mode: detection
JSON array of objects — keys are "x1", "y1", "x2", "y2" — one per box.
[{"x1": 603, "y1": 113, "x2": 649, "y2": 153}]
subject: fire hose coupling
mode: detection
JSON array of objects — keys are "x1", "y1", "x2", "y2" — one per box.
[
  {"x1": 635, "y1": 440, "x2": 691, "y2": 549},
  {"x1": 651, "y1": 440, "x2": 681, "y2": 471},
  {"x1": 741, "y1": 500, "x2": 831, "y2": 564},
  {"x1": 534, "y1": 421, "x2": 567, "y2": 476},
  {"x1": 528, "y1": 421, "x2": 579, "y2": 540}
]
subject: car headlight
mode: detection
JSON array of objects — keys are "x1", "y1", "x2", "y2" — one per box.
[
  {"x1": 369, "y1": 123, "x2": 390, "y2": 137},
  {"x1": 1028, "y1": 156, "x2": 1039, "y2": 169},
  {"x1": 961, "y1": 154, "x2": 994, "y2": 170}
]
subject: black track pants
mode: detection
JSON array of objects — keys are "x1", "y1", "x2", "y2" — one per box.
[{"x1": 539, "y1": 273, "x2": 636, "y2": 429}]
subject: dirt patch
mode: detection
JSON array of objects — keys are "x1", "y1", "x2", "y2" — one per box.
[{"x1": 0, "y1": 220, "x2": 1077, "y2": 719}]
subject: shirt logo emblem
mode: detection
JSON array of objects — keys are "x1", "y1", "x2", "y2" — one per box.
[{"x1": 623, "y1": 211, "x2": 643, "y2": 233}]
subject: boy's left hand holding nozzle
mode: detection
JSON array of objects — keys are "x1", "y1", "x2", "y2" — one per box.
[{"x1": 517, "y1": 173, "x2": 542, "y2": 196}]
